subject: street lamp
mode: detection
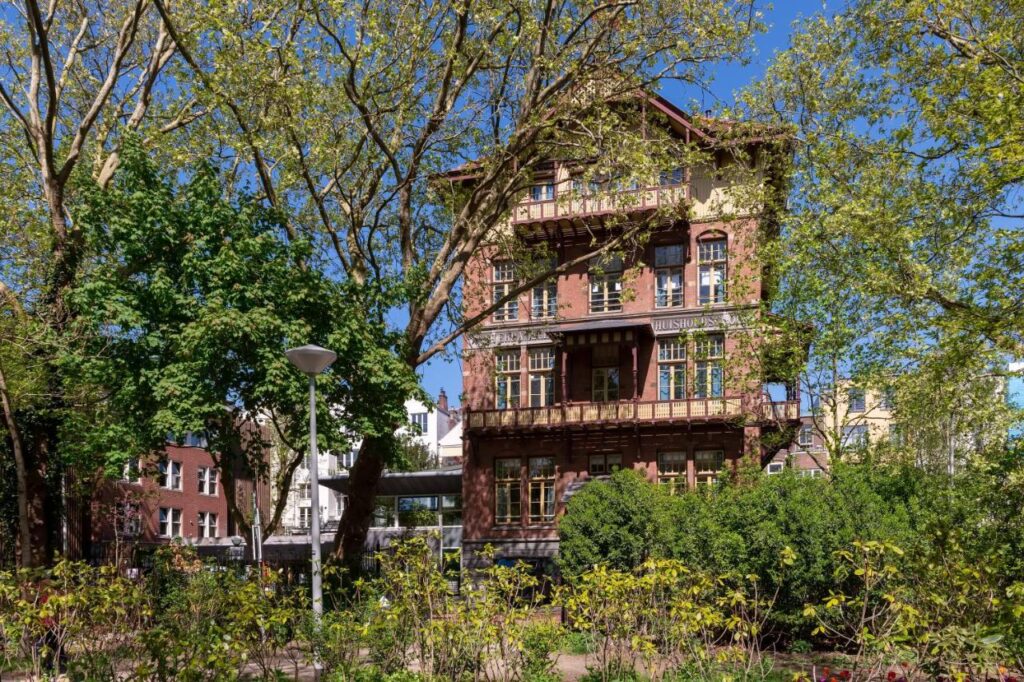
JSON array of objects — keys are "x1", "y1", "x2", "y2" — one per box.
[{"x1": 285, "y1": 344, "x2": 337, "y2": 629}]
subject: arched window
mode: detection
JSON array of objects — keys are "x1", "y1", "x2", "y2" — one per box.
[{"x1": 697, "y1": 234, "x2": 727, "y2": 305}]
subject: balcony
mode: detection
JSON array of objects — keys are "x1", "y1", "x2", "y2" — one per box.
[
  {"x1": 466, "y1": 398, "x2": 798, "y2": 432},
  {"x1": 511, "y1": 185, "x2": 688, "y2": 226}
]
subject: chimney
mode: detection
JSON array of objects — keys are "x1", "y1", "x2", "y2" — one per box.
[{"x1": 437, "y1": 388, "x2": 449, "y2": 413}]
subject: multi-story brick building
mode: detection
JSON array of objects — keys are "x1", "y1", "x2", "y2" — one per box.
[
  {"x1": 90, "y1": 432, "x2": 272, "y2": 564},
  {"x1": 459, "y1": 95, "x2": 798, "y2": 569}
]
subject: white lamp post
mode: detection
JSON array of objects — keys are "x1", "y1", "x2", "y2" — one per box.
[{"x1": 285, "y1": 344, "x2": 337, "y2": 634}]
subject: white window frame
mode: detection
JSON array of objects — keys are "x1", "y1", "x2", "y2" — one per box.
[
  {"x1": 654, "y1": 245, "x2": 684, "y2": 308},
  {"x1": 197, "y1": 466, "x2": 218, "y2": 496},
  {"x1": 698, "y1": 238, "x2": 727, "y2": 305},
  {"x1": 695, "y1": 450, "x2": 724, "y2": 486},
  {"x1": 528, "y1": 457, "x2": 556, "y2": 523},
  {"x1": 766, "y1": 462, "x2": 784, "y2": 475},
  {"x1": 492, "y1": 262, "x2": 518, "y2": 321},
  {"x1": 410, "y1": 412, "x2": 429, "y2": 433},
  {"x1": 588, "y1": 453, "x2": 622, "y2": 476},
  {"x1": 197, "y1": 511, "x2": 218, "y2": 538},
  {"x1": 494, "y1": 458, "x2": 522, "y2": 525},
  {"x1": 160, "y1": 460, "x2": 182, "y2": 491},
  {"x1": 159, "y1": 507, "x2": 182, "y2": 538},
  {"x1": 529, "y1": 181, "x2": 555, "y2": 202},
  {"x1": 658, "y1": 452, "x2": 687, "y2": 493},
  {"x1": 695, "y1": 335, "x2": 725, "y2": 399},
  {"x1": 798, "y1": 425, "x2": 814, "y2": 448},
  {"x1": 298, "y1": 507, "x2": 311, "y2": 529},
  {"x1": 589, "y1": 257, "x2": 623, "y2": 314}
]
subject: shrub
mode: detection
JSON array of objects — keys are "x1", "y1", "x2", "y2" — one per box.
[{"x1": 558, "y1": 469, "x2": 677, "y2": 577}]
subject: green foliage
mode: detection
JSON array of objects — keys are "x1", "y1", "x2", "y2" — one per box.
[
  {"x1": 558, "y1": 469, "x2": 677, "y2": 576},
  {"x1": 559, "y1": 457, "x2": 1024, "y2": 661}
]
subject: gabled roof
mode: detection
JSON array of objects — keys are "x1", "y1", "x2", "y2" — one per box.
[{"x1": 438, "y1": 421, "x2": 462, "y2": 447}]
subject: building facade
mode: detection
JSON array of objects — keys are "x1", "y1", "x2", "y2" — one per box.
[
  {"x1": 274, "y1": 389, "x2": 459, "y2": 535},
  {"x1": 90, "y1": 433, "x2": 270, "y2": 563},
  {"x1": 459, "y1": 96, "x2": 798, "y2": 569}
]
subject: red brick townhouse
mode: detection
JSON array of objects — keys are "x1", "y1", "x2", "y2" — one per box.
[
  {"x1": 89, "y1": 431, "x2": 272, "y2": 565},
  {"x1": 459, "y1": 94, "x2": 798, "y2": 570}
]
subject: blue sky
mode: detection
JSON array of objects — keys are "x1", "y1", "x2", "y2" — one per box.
[{"x1": 417, "y1": 1, "x2": 828, "y2": 407}]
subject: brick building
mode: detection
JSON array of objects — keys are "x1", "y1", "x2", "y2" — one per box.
[
  {"x1": 90, "y1": 432, "x2": 272, "y2": 564},
  {"x1": 459, "y1": 95, "x2": 798, "y2": 569}
]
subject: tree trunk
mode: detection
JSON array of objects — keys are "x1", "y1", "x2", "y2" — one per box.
[
  {"x1": 0, "y1": 363, "x2": 37, "y2": 568},
  {"x1": 333, "y1": 433, "x2": 390, "y2": 572}
]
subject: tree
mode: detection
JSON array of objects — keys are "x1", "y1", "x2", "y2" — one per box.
[
  {"x1": 0, "y1": 0, "x2": 187, "y2": 565},
  {"x1": 739, "y1": 0, "x2": 1023, "y2": 465},
  {"x1": 154, "y1": 0, "x2": 767, "y2": 563},
  {"x1": 67, "y1": 145, "x2": 418, "y2": 540}
]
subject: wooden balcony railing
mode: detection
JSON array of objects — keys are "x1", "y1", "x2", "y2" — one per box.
[
  {"x1": 511, "y1": 185, "x2": 687, "y2": 225},
  {"x1": 465, "y1": 399, "x2": 799, "y2": 431}
]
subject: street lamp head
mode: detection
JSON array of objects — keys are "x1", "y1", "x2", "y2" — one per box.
[{"x1": 285, "y1": 344, "x2": 338, "y2": 376}]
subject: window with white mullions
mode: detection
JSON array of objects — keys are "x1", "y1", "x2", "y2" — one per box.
[
  {"x1": 532, "y1": 279, "x2": 557, "y2": 318},
  {"x1": 159, "y1": 460, "x2": 182, "y2": 491},
  {"x1": 197, "y1": 466, "x2": 218, "y2": 496},
  {"x1": 495, "y1": 350, "x2": 521, "y2": 409},
  {"x1": 694, "y1": 334, "x2": 724, "y2": 399},
  {"x1": 589, "y1": 256, "x2": 623, "y2": 313},
  {"x1": 655, "y1": 245, "x2": 684, "y2": 308},
  {"x1": 197, "y1": 511, "x2": 218, "y2": 538},
  {"x1": 492, "y1": 262, "x2": 518, "y2": 321},
  {"x1": 657, "y1": 340, "x2": 687, "y2": 400},
  {"x1": 159, "y1": 507, "x2": 182, "y2": 538},
  {"x1": 528, "y1": 348, "x2": 556, "y2": 407},
  {"x1": 698, "y1": 238, "x2": 727, "y2": 305},
  {"x1": 528, "y1": 456, "x2": 556, "y2": 523},
  {"x1": 529, "y1": 181, "x2": 555, "y2": 202}
]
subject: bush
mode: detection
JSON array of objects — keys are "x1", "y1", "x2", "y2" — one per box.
[
  {"x1": 558, "y1": 469, "x2": 677, "y2": 576},
  {"x1": 558, "y1": 458, "x2": 1024, "y2": 648}
]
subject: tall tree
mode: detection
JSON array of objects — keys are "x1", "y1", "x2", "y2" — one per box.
[
  {"x1": 157, "y1": 0, "x2": 767, "y2": 562},
  {"x1": 67, "y1": 145, "x2": 418, "y2": 541},
  {"x1": 0, "y1": 0, "x2": 186, "y2": 564},
  {"x1": 741, "y1": 0, "x2": 1023, "y2": 465}
]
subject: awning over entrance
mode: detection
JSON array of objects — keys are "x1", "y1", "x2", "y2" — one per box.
[
  {"x1": 321, "y1": 467, "x2": 462, "y2": 496},
  {"x1": 546, "y1": 318, "x2": 652, "y2": 346}
]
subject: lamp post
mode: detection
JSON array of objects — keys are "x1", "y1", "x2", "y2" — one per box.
[{"x1": 285, "y1": 344, "x2": 337, "y2": 630}]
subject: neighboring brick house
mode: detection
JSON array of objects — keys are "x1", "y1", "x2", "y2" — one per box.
[
  {"x1": 90, "y1": 431, "x2": 272, "y2": 564},
  {"x1": 459, "y1": 94, "x2": 799, "y2": 570}
]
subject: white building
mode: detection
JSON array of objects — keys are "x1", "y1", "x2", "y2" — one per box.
[
  {"x1": 437, "y1": 421, "x2": 463, "y2": 467},
  {"x1": 398, "y1": 389, "x2": 455, "y2": 459},
  {"x1": 275, "y1": 389, "x2": 458, "y2": 531}
]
